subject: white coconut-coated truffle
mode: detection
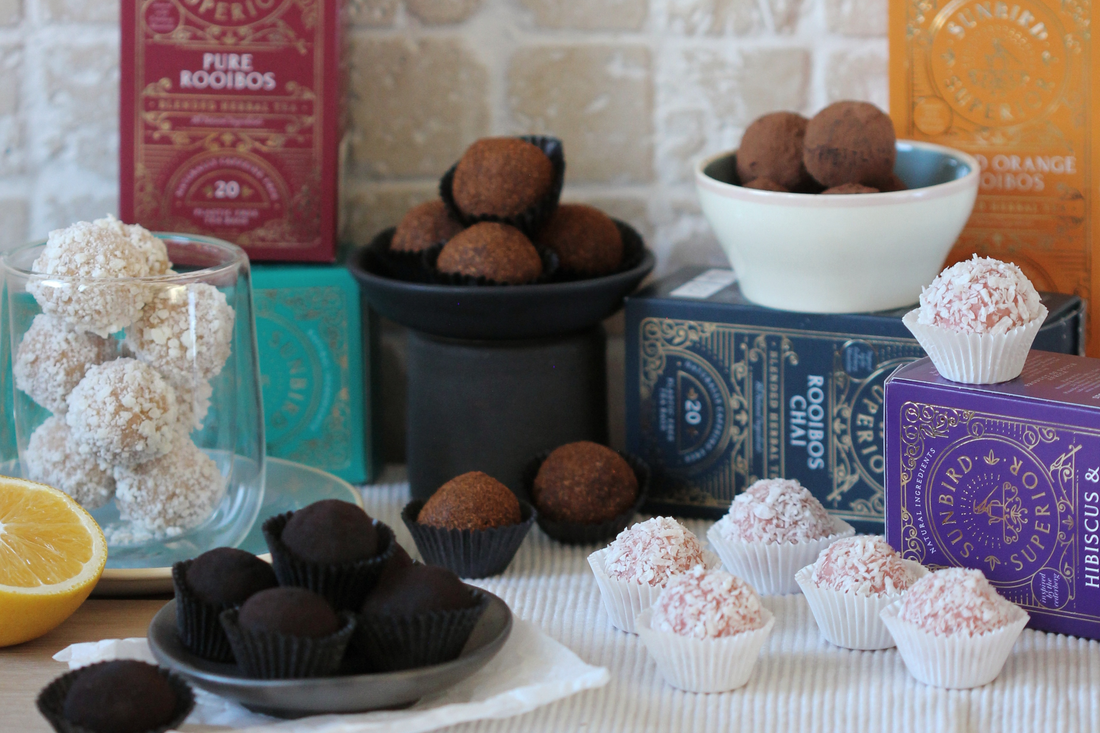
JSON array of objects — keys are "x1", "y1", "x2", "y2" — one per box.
[
  {"x1": 65, "y1": 358, "x2": 178, "y2": 467},
  {"x1": 126, "y1": 283, "x2": 234, "y2": 382},
  {"x1": 24, "y1": 416, "x2": 115, "y2": 510},
  {"x1": 13, "y1": 314, "x2": 116, "y2": 413},
  {"x1": 28, "y1": 220, "x2": 153, "y2": 336},
  {"x1": 114, "y1": 435, "x2": 224, "y2": 534},
  {"x1": 917, "y1": 255, "x2": 1043, "y2": 335},
  {"x1": 93, "y1": 214, "x2": 171, "y2": 276},
  {"x1": 174, "y1": 377, "x2": 213, "y2": 432}
]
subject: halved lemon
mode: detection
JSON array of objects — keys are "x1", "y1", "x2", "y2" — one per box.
[{"x1": 0, "y1": 476, "x2": 107, "y2": 647}]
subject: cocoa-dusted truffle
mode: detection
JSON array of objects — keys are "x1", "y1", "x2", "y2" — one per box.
[
  {"x1": 418, "y1": 471, "x2": 522, "y2": 531},
  {"x1": 361, "y1": 563, "x2": 475, "y2": 616},
  {"x1": 533, "y1": 442, "x2": 638, "y2": 524},
  {"x1": 741, "y1": 178, "x2": 789, "y2": 192},
  {"x1": 185, "y1": 547, "x2": 277, "y2": 606},
  {"x1": 238, "y1": 587, "x2": 341, "y2": 637},
  {"x1": 822, "y1": 183, "x2": 880, "y2": 195},
  {"x1": 452, "y1": 137, "x2": 554, "y2": 218},
  {"x1": 736, "y1": 112, "x2": 811, "y2": 191},
  {"x1": 62, "y1": 660, "x2": 178, "y2": 733},
  {"x1": 535, "y1": 204, "x2": 622, "y2": 276},
  {"x1": 281, "y1": 499, "x2": 379, "y2": 564},
  {"x1": 392, "y1": 200, "x2": 464, "y2": 253},
  {"x1": 436, "y1": 222, "x2": 543, "y2": 284},
  {"x1": 803, "y1": 101, "x2": 896, "y2": 188},
  {"x1": 875, "y1": 172, "x2": 908, "y2": 192}
]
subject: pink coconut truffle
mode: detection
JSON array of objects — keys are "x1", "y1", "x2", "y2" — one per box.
[
  {"x1": 718, "y1": 478, "x2": 835, "y2": 544},
  {"x1": 651, "y1": 565, "x2": 765, "y2": 639},
  {"x1": 917, "y1": 255, "x2": 1042, "y2": 335},
  {"x1": 811, "y1": 535, "x2": 916, "y2": 596},
  {"x1": 897, "y1": 567, "x2": 1017, "y2": 637},
  {"x1": 604, "y1": 517, "x2": 706, "y2": 587},
  {"x1": 12, "y1": 313, "x2": 116, "y2": 414}
]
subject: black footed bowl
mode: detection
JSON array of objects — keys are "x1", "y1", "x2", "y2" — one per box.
[{"x1": 348, "y1": 221, "x2": 655, "y2": 341}]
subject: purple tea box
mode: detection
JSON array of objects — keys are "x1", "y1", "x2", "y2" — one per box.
[{"x1": 885, "y1": 351, "x2": 1100, "y2": 640}]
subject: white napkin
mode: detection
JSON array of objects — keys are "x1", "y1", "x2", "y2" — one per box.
[{"x1": 53, "y1": 619, "x2": 609, "y2": 733}]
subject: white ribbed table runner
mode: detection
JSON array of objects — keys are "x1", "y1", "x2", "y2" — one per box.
[{"x1": 361, "y1": 478, "x2": 1100, "y2": 733}]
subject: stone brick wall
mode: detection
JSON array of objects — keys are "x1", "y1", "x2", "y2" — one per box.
[{"x1": 0, "y1": 0, "x2": 887, "y2": 263}]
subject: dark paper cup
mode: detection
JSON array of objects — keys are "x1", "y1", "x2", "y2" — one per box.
[
  {"x1": 402, "y1": 500, "x2": 536, "y2": 579},
  {"x1": 351, "y1": 589, "x2": 489, "y2": 672},
  {"x1": 523, "y1": 449, "x2": 650, "y2": 545},
  {"x1": 367, "y1": 227, "x2": 439, "y2": 283},
  {"x1": 424, "y1": 242, "x2": 559, "y2": 287},
  {"x1": 547, "y1": 219, "x2": 646, "y2": 283},
  {"x1": 440, "y1": 135, "x2": 565, "y2": 236},
  {"x1": 262, "y1": 514, "x2": 398, "y2": 611},
  {"x1": 220, "y1": 609, "x2": 355, "y2": 680},
  {"x1": 36, "y1": 661, "x2": 195, "y2": 733},
  {"x1": 171, "y1": 561, "x2": 235, "y2": 663}
]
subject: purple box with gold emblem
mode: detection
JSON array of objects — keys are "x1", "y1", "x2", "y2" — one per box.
[{"x1": 885, "y1": 351, "x2": 1100, "y2": 640}]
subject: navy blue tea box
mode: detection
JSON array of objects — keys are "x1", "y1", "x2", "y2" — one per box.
[
  {"x1": 625, "y1": 267, "x2": 1085, "y2": 532},
  {"x1": 884, "y1": 352, "x2": 1100, "y2": 640}
]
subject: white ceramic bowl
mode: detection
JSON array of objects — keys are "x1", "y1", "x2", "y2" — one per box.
[{"x1": 695, "y1": 141, "x2": 980, "y2": 313}]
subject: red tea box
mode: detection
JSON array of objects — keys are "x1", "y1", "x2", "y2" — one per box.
[{"x1": 120, "y1": 0, "x2": 340, "y2": 262}]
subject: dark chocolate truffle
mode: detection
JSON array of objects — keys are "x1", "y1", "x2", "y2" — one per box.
[
  {"x1": 361, "y1": 563, "x2": 475, "y2": 616},
  {"x1": 62, "y1": 661, "x2": 177, "y2": 733},
  {"x1": 375, "y1": 541, "x2": 415, "y2": 588},
  {"x1": 821, "y1": 183, "x2": 880, "y2": 195},
  {"x1": 803, "y1": 101, "x2": 896, "y2": 188},
  {"x1": 452, "y1": 137, "x2": 554, "y2": 218},
  {"x1": 392, "y1": 200, "x2": 465, "y2": 253},
  {"x1": 533, "y1": 442, "x2": 638, "y2": 524},
  {"x1": 436, "y1": 222, "x2": 543, "y2": 284},
  {"x1": 736, "y1": 112, "x2": 811, "y2": 191},
  {"x1": 185, "y1": 547, "x2": 277, "y2": 606},
  {"x1": 741, "y1": 177, "x2": 789, "y2": 192},
  {"x1": 418, "y1": 471, "x2": 522, "y2": 531},
  {"x1": 238, "y1": 587, "x2": 341, "y2": 638},
  {"x1": 535, "y1": 204, "x2": 623, "y2": 275},
  {"x1": 281, "y1": 499, "x2": 379, "y2": 565}
]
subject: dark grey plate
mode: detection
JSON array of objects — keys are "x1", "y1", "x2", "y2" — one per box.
[{"x1": 147, "y1": 592, "x2": 513, "y2": 718}]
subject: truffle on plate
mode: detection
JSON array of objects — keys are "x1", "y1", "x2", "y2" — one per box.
[
  {"x1": 418, "y1": 471, "x2": 522, "y2": 531},
  {"x1": 13, "y1": 314, "x2": 115, "y2": 414},
  {"x1": 65, "y1": 358, "x2": 179, "y2": 468},
  {"x1": 280, "y1": 499, "x2": 380, "y2": 564},
  {"x1": 392, "y1": 200, "x2": 465, "y2": 253},
  {"x1": 436, "y1": 222, "x2": 543, "y2": 284},
  {"x1": 451, "y1": 137, "x2": 554, "y2": 219},
  {"x1": 636, "y1": 566, "x2": 775, "y2": 693},
  {"x1": 532, "y1": 441, "x2": 638, "y2": 524},
  {"x1": 534, "y1": 204, "x2": 623, "y2": 276},
  {"x1": 361, "y1": 563, "x2": 476, "y2": 617},
  {"x1": 186, "y1": 547, "x2": 277, "y2": 606},
  {"x1": 736, "y1": 112, "x2": 811, "y2": 191},
  {"x1": 24, "y1": 416, "x2": 115, "y2": 510},
  {"x1": 239, "y1": 587, "x2": 342, "y2": 637},
  {"x1": 60, "y1": 660, "x2": 182, "y2": 733},
  {"x1": 803, "y1": 101, "x2": 896, "y2": 188}
]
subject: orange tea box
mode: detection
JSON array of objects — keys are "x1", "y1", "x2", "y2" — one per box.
[{"x1": 890, "y1": 1, "x2": 1096, "y2": 353}]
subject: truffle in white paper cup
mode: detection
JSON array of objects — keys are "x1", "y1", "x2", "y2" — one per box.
[
  {"x1": 903, "y1": 305, "x2": 1046, "y2": 384},
  {"x1": 796, "y1": 559, "x2": 927, "y2": 650},
  {"x1": 880, "y1": 599, "x2": 1029, "y2": 689},
  {"x1": 636, "y1": 607, "x2": 775, "y2": 693},
  {"x1": 707, "y1": 517, "x2": 854, "y2": 596},
  {"x1": 587, "y1": 548, "x2": 720, "y2": 634}
]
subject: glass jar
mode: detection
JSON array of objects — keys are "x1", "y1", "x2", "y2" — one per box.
[{"x1": 1, "y1": 233, "x2": 265, "y2": 568}]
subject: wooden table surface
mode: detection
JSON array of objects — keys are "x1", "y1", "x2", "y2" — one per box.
[{"x1": 0, "y1": 599, "x2": 168, "y2": 732}]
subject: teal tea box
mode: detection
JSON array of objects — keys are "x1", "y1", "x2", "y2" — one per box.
[
  {"x1": 625, "y1": 268, "x2": 1085, "y2": 532},
  {"x1": 252, "y1": 264, "x2": 380, "y2": 484}
]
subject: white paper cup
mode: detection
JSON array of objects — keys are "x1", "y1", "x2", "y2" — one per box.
[
  {"x1": 902, "y1": 306, "x2": 1046, "y2": 384},
  {"x1": 796, "y1": 559, "x2": 928, "y2": 650},
  {"x1": 880, "y1": 599, "x2": 1029, "y2": 689},
  {"x1": 636, "y1": 607, "x2": 775, "y2": 693},
  {"x1": 707, "y1": 517, "x2": 855, "y2": 596},
  {"x1": 587, "y1": 548, "x2": 720, "y2": 634}
]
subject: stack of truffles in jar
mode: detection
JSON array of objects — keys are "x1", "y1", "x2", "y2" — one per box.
[{"x1": 14, "y1": 216, "x2": 234, "y2": 540}]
